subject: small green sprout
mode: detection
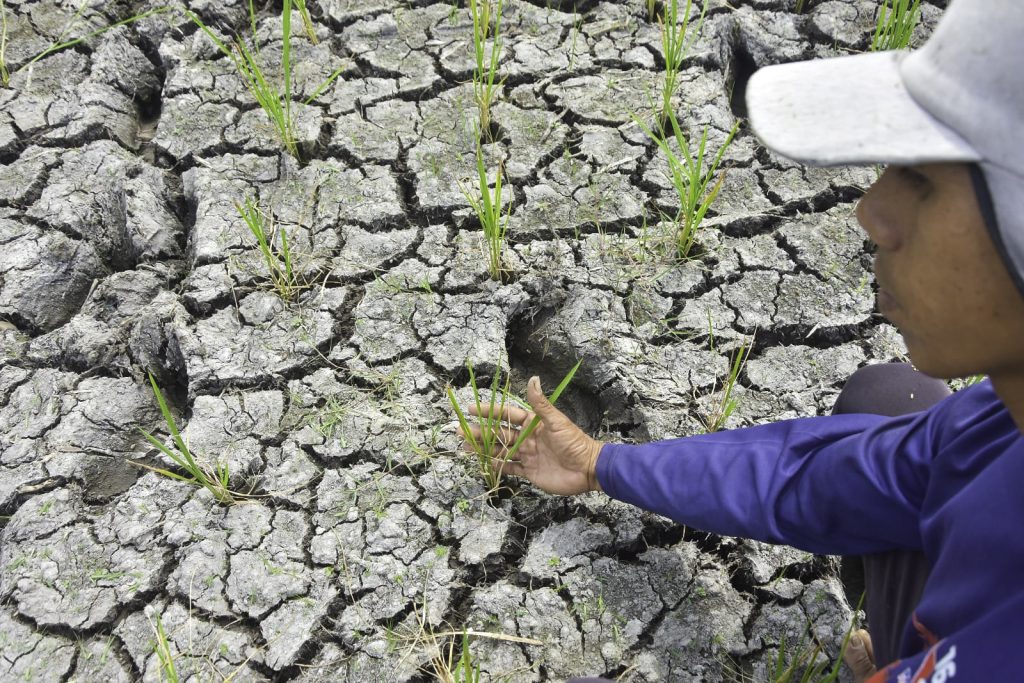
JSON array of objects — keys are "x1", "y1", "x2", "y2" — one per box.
[
  {"x1": 134, "y1": 372, "x2": 238, "y2": 504},
  {"x1": 702, "y1": 335, "x2": 752, "y2": 433},
  {"x1": 468, "y1": 0, "x2": 504, "y2": 140},
  {"x1": 461, "y1": 138, "x2": 512, "y2": 281},
  {"x1": 235, "y1": 196, "x2": 302, "y2": 301},
  {"x1": 658, "y1": 0, "x2": 708, "y2": 123},
  {"x1": 871, "y1": 0, "x2": 921, "y2": 52},
  {"x1": 448, "y1": 359, "x2": 582, "y2": 491},
  {"x1": 634, "y1": 108, "x2": 739, "y2": 258}
]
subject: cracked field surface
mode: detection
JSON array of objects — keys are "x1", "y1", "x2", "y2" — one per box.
[{"x1": 0, "y1": 0, "x2": 944, "y2": 681}]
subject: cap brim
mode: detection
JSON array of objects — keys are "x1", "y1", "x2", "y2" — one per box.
[{"x1": 746, "y1": 51, "x2": 981, "y2": 167}]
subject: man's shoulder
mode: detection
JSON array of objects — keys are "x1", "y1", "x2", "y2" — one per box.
[{"x1": 927, "y1": 378, "x2": 1021, "y2": 454}]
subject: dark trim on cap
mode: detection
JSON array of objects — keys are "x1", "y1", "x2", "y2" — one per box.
[{"x1": 969, "y1": 164, "x2": 1024, "y2": 299}]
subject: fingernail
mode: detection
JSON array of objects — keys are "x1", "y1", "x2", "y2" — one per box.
[{"x1": 850, "y1": 633, "x2": 862, "y2": 648}]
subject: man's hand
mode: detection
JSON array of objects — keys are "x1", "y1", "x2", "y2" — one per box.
[{"x1": 457, "y1": 376, "x2": 604, "y2": 496}]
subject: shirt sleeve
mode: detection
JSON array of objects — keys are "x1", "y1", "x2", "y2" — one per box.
[
  {"x1": 867, "y1": 593, "x2": 1024, "y2": 682},
  {"x1": 596, "y1": 410, "x2": 941, "y2": 555}
]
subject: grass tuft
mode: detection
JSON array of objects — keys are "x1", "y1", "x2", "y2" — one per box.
[
  {"x1": 468, "y1": 0, "x2": 503, "y2": 140},
  {"x1": 658, "y1": 0, "x2": 707, "y2": 123},
  {"x1": 187, "y1": 1, "x2": 343, "y2": 159},
  {"x1": 447, "y1": 358, "x2": 582, "y2": 492},
  {"x1": 461, "y1": 139, "x2": 511, "y2": 281},
  {"x1": 133, "y1": 372, "x2": 238, "y2": 504},
  {"x1": 395, "y1": 593, "x2": 541, "y2": 682},
  {"x1": 634, "y1": 108, "x2": 739, "y2": 258},
  {"x1": 871, "y1": 0, "x2": 921, "y2": 52},
  {"x1": 235, "y1": 196, "x2": 303, "y2": 301}
]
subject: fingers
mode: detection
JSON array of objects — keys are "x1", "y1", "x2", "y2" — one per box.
[
  {"x1": 843, "y1": 629, "x2": 877, "y2": 683},
  {"x1": 457, "y1": 423, "x2": 524, "y2": 450},
  {"x1": 489, "y1": 455, "x2": 524, "y2": 480},
  {"x1": 467, "y1": 401, "x2": 531, "y2": 425}
]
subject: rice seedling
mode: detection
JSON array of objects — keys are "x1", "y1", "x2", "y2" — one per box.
[
  {"x1": 235, "y1": 196, "x2": 303, "y2": 301},
  {"x1": 658, "y1": 0, "x2": 707, "y2": 124},
  {"x1": 871, "y1": 0, "x2": 921, "y2": 52},
  {"x1": 634, "y1": 108, "x2": 739, "y2": 258},
  {"x1": 0, "y1": 2, "x2": 168, "y2": 88},
  {"x1": 399, "y1": 593, "x2": 540, "y2": 682},
  {"x1": 148, "y1": 609, "x2": 180, "y2": 683},
  {"x1": 468, "y1": 0, "x2": 504, "y2": 139},
  {"x1": 769, "y1": 593, "x2": 864, "y2": 683},
  {"x1": 432, "y1": 629, "x2": 481, "y2": 683},
  {"x1": 794, "y1": 0, "x2": 808, "y2": 13},
  {"x1": 448, "y1": 358, "x2": 582, "y2": 491},
  {"x1": 186, "y1": 0, "x2": 343, "y2": 159},
  {"x1": 721, "y1": 594, "x2": 864, "y2": 682},
  {"x1": 702, "y1": 335, "x2": 751, "y2": 433},
  {"x1": 461, "y1": 138, "x2": 511, "y2": 281},
  {"x1": 134, "y1": 372, "x2": 237, "y2": 504}
]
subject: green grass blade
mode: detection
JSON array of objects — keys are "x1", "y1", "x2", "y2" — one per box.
[
  {"x1": 248, "y1": 0, "x2": 258, "y2": 51},
  {"x1": 282, "y1": 0, "x2": 293, "y2": 140},
  {"x1": 146, "y1": 373, "x2": 192, "y2": 466},
  {"x1": 278, "y1": 224, "x2": 293, "y2": 284},
  {"x1": 153, "y1": 613, "x2": 180, "y2": 683},
  {"x1": 139, "y1": 429, "x2": 189, "y2": 470},
  {"x1": 131, "y1": 458, "x2": 196, "y2": 484},
  {"x1": 447, "y1": 384, "x2": 482, "y2": 456},
  {"x1": 1, "y1": 0, "x2": 9, "y2": 87},
  {"x1": 186, "y1": 9, "x2": 233, "y2": 59},
  {"x1": 294, "y1": 0, "x2": 318, "y2": 43},
  {"x1": 19, "y1": 6, "x2": 169, "y2": 76},
  {"x1": 303, "y1": 65, "x2": 344, "y2": 105}
]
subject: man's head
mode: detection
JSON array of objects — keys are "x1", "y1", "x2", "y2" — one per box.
[
  {"x1": 856, "y1": 163, "x2": 1024, "y2": 379},
  {"x1": 744, "y1": 0, "x2": 1024, "y2": 381}
]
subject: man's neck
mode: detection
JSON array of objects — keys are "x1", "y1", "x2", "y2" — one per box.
[{"x1": 990, "y1": 373, "x2": 1024, "y2": 434}]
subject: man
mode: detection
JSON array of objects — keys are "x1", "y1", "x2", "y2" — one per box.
[{"x1": 459, "y1": 0, "x2": 1024, "y2": 679}]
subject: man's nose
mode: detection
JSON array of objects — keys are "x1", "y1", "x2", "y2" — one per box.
[{"x1": 855, "y1": 169, "x2": 903, "y2": 251}]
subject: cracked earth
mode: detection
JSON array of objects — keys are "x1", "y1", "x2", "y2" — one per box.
[{"x1": 0, "y1": 0, "x2": 944, "y2": 680}]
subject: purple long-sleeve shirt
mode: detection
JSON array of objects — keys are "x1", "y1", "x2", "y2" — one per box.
[{"x1": 597, "y1": 380, "x2": 1024, "y2": 680}]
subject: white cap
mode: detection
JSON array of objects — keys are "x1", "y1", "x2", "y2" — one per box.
[{"x1": 746, "y1": 0, "x2": 1024, "y2": 295}]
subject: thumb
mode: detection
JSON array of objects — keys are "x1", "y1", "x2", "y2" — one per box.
[
  {"x1": 527, "y1": 376, "x2": 556, "y2": 417},
  {"x1": 844, "y1": 630, "x2": 877, "y2": 683}
]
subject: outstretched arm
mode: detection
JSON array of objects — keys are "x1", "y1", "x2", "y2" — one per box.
[
  {"x1": 458, "y1": 375, "x2": 944, "y2": 555},
  {"x1": 596, "y1": 411, "x2": 937, "y2": 555}
]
